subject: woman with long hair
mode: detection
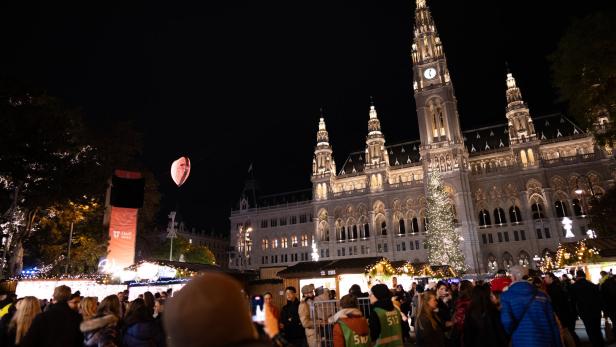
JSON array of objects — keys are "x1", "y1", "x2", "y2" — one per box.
[
  {"x1": 415, "y1": 291, "x2": 445, "y2": 347},
  {"x1": 7, "y1": 297, "x2": 41, "y2": 346},
  {"x1": 80, "y1": 294, "x2": 122, "y2": 347},
  {"x1": 80, "y1": 297, "x2": 99, "y2": 321},
  {"x1": 462, "y1": 284, "x2": 507, "y2": 347}
]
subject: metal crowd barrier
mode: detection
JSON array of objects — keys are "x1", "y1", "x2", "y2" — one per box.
[{"x1": 310, "y1": 297, "x2": 371, "y2": 347}]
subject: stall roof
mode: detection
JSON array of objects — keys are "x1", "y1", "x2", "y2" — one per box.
[
  {"x1": 276, "y1": 260, "x2": 334, "y2": 278},
  {"x1": 586, "y1": 236, "x2": 616, "y2": 258},
  {"x1": 560, "y1": 236, "x2": 616, "y2": 258}
]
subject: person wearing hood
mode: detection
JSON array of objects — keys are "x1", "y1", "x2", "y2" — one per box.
[
  {"x1": 331, "y1": 294, "x2": 370, "y2": 347},
  {"x1": 80, "y1": 295, "x2": 122, "y2": 347},
  {"x1": 122, "y1": 298, "x2": 164, "y2": 347},
  {"x1": 369, "y1": 284, "x2": 402, "y2": 347}
]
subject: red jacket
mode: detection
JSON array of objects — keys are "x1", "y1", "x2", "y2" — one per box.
[
  {"x1": 453, "y1": 297, "x2": 471, "y2": 332},
  {"x1": 332, "y1": 309, "x2": 370, "y2": 347},
  {"x1": 490, "y1": 276, "x2": 512, "y2": 293}
]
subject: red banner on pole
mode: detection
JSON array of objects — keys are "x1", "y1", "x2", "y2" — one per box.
[{"x1": 107, "y1": 206, "x2": 138, "y2": 271}]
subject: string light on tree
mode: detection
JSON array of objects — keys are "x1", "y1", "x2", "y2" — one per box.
[{"x1": 424, "y1": 171, "x2": 466, "y2": 272}]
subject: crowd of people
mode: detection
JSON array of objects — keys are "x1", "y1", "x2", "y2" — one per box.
[
  {"x1": 273, "y1": 266, "x2": 616, "y2": 347},
  {"x1": 0, "y1": 266, "x2": 614, "y2": 347},
  {"x1": 0, "y1": 287, "x2": 168, "y2": 347}
]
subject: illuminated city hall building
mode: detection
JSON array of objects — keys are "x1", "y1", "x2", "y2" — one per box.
[{"x1": 229, "y1": 0, "x2": 615, "y2": 273}]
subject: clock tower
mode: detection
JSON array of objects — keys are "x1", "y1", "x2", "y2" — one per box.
[
  {"x1": 412, "y1": 0, "x2": 463, "y2": 154},
  {"x1": 412, "y1": 0, "x2": 481, "y2": 272}
]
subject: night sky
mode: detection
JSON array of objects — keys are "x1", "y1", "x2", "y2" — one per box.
[{"x1": 1, "y1": 1, "x2": 609, "y2": 235}]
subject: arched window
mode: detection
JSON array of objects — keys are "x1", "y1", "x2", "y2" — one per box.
[
  {"x1": 518, "y1": 251, "x2": 530, "y2": 267},
  {"x1": 272, "y1": 239, "x2": 279, "y2": 249},
  {"x1": 503, "y1": 252, "x2": 514, "y2": 269},
  {"x1": 494, "y1": 208, "x2": 507, "y2": 225},
  {"x1": 399, "y1": 219, "x2": 406, "y2": 235},
  {"x1": 554, "y1": 200, "x2": 570, "y2": 218},
  {"x1": 509, "y1": 206, "x2": 522, "y2": 223},
  {"x1": 531, "y1": 200, "x2": 545, "y2": 219},
  {"x1": 319, "y1": 222, "x2": 330, "y2": 242},
  {"x1": 527, "y1": 149, "x2": 535, "y2": 165},
  {"x1": 301, "y1": 234, "x2": 308, "y2": 247},
  {"x1": 411, "y1": 218, "x2": 419, "y2": 234},
  {"x1": 262, "y1": 239, "x2": 268, "y2": 250},
  {"x1": 281, "y1": 237, "x2": 288, "y2": 248},
  {"x1": 423, "y1": 217, "x2": 428, "y2": 233},
  {"x1": 478, "y1": 209, "x2": 491, "y2": 227},
  {"x1": 364, "y1": 223, "x2": 370, "y2": 238},
  {"x1": 381, "y1": 221, "x2": 387, "y2": 236},
  {"x1": 291, "y1": 235, "x2": 298, "y2": 247},
  {"x1": 520, "y1": 150, "x2": 528, "y2": 165},
  {"x1": 340, "y1": 226, "x2": 346, "y2": 241},
  {"x1": 352, "y1": 225, "x2": 358, "y2": 239},
  {"x1": 572, "y1": 199, "x2": 583, "y2": 216}
]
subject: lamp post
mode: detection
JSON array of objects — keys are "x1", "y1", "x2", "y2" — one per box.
[
  {"x1": 167, "y1": 212, "x2": 178, "y2": 261},
  {"x1": 65, "y1": 222, "x2": 74, "y2": 274}
]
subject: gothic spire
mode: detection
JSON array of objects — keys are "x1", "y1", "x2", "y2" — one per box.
[
  {"x1": 317, "y1": 117, "x2": 330, "y2": 144},
  {"x1": 412, "y1": 0, "x2": 443, "y2": 65},
  {"x1": 505, "y1": 69, "x2": 536, "y2": 143},
  {"x1": 506, "y1": 71, "x2": 524, "y2": 112}
]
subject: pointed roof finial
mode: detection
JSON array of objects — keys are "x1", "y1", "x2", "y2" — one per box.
[
  {"x1": 369, "y1": 97, "x2": 378, "y2": 119},
  {"x1": 319, "y1": 117, "x2": 326, "y2": 131}
]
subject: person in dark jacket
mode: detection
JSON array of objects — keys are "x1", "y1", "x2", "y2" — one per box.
[
  {"x1": 500, "y1": 266, "x2": 562, "y2": 347},
  {"x1": 369, "y1": 283, "x2": 402, "y2": 347},
  {"x1": 544, "y1": 273, "x2": 580, "y2": 346},
  {"x1": 415, "y1": 291, "x2": 445, "y2": 347},
  {"x1": 463, "y1": 284, "x2": 507, "y2": 347},
  {"x1": 122, "y1": 298, "x2": 164, "y2": 347},
  {"x1": 570, "y1": 270, "x2": 605, "y2": 347},
  {"x1": 435, "y1": 282, "x2": 454, "y2": 332},
  {"x1": 280, "y1": 286, "x2": 306, "y2": 347},
  {"x1": 19, "y1": 285, "x2": 83, "y2": 347},
  {"x1": 600, "y1": 272, "x2": 616, "y2": 338}
]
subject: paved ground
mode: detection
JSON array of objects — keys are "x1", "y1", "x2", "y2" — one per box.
[
  {"x1": 402, "y1": 319, "x2": 616, "y2": 346},
  {"x1": 574, "y1": 319, "x2": 616, "y2": 347}
]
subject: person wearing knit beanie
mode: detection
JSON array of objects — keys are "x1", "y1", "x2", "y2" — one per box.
[
  {"x1": 368, "y1": 284, "x2": 403, "y2": 345},
  {"x1": 370, "y1": 284, "x2": 391, "y2": 302}
]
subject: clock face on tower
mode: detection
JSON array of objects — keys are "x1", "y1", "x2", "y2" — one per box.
[{"x1": 424, "y1": 68, "x2": 437, "y2": 80}]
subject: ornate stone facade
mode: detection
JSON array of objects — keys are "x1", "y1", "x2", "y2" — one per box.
[{"x1": 228, "y1": 0, "x2": 615, "y2": 273}]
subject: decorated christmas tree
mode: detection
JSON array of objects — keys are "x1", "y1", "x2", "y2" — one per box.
[{"x1": 425, "y1": 171, "x2": 467, "y2": 272}]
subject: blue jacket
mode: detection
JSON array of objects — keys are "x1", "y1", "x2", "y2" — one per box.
[{"x1": 500, "y1": 281, "x2": 562, "y2": 347}]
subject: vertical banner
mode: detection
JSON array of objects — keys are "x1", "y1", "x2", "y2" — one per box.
[
  {"x1": 107, "y1": 206, "x2": 138, "y2": 271},
  {"x1": 103, "y1": 170, "x2": 143, "y2": 273}
]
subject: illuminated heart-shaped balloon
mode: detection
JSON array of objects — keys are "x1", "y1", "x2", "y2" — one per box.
[{"x1": 171, "y1": 156, "x2": 191, "y2": 187}]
